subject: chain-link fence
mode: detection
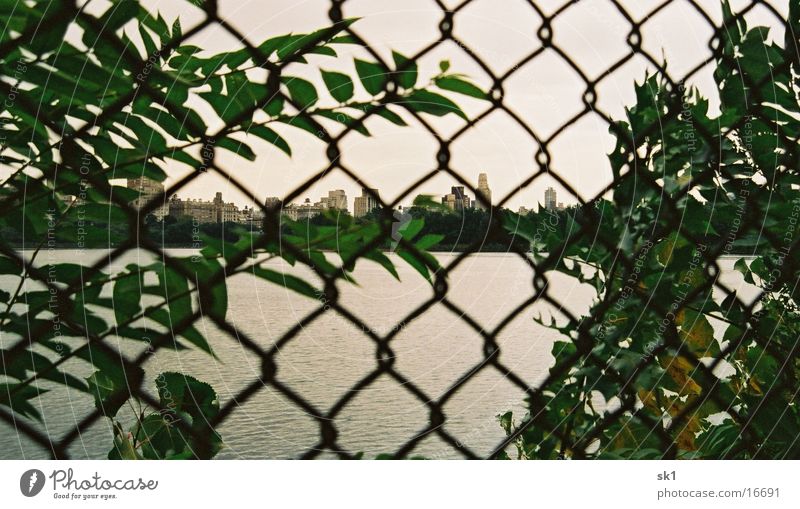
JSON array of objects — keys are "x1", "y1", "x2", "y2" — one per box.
[{"x1": 0, "y1": 0, "x2": 798, "y2": 459}]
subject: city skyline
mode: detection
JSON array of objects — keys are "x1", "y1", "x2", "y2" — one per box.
[
  {"x1": 116, "y1": 0, "x2": 787, "y2": 216},
  {"x1": 139, "y1": 171, "x2": 566, "y2": 225}
]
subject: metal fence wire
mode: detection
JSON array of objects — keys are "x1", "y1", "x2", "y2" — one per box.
[{"x1": 0, "y1": 0, "x2": 798, "y2": 459}]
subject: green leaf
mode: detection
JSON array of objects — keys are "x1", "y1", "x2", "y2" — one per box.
[
  {"x1": 364, "y1": 250, "x2": 400, "y2": 280},
  {"x1": 374, "y1": 106, "x2": 407, "y2": 126},
  {"x1": 131, "y1": 372, "x2": 222, "y2": 459},
  {"x1": 282, "y1": 76, "x2": 319, "y2": 110},
  {"x1": 392, "y1": 51, "x2": 418, "y2": 89},
  {"x1": 157, "y1": 372, "x2": 219, "y2": 422},
  {"x1": 415, "y1": 234, "x2": 444, "y2": 250},
  {"x1": 133, "y1": 413, "x2": 188, "y2": 459},
  {"x1": 216, "y1": 136, "x2": 256, "y2": 161},
  {"x1": 435, "y1": 76, "x2": 487, "y2": 99},
  {"x1": 102, "y1": 1, "x2": 140, "y2": 32},
  {"x1": 321, "y1": 70, "x2": 354, "y2": 103},
  {"x1": 187, "y1": 257, "x2": 228, "y2": 322},
  {"x1": 252, "y1": 266, "x2": 319, "y2": 299},
  {"x1": 354, "y1": 59, "x2": 387, "y2": 95},
  {"x1": 404, "y1": 90, "x2": 466, "y2": 119},
  {"x1": 733, "y1": 258, "x2": 754, "y2": 284},
  {"x1": 83, "y1": 345, "x2": 145, "y2": 418},
  {"x1": 155, "y1": 265, "x2": 195, "y2": 328},
  {"x1": 247, "y1": 124, "x2": 292, "y2": 156},
  {"x1": 113, "y1": 269, "x2": 143, "y2": 325},
  {"x1": 397, "y1": 248, "x2": 439, "y2": 283},
  {"x1": 87, "y1": 371, "x2": 127, "y2": 417}
]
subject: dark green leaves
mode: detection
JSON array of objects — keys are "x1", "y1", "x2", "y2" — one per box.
[
  {"x1": 86, "y1": 371, "x2": 126, "y2": 417},
  {"x1": 282, "y1": 76, "x2": 319, "y2": 110},
  {"x1": 434, "y1": 76, "x2": 487, "y2": 99},
  {"x1": 404, "y1": 90, "x2": 466, "y2": 119},
  {"x1": 252, "y1": 266, "x2": 319, "y2": 299},
  {"x1": 108, "y1": 373, "x2": 222, "y2": 460},
  {"x1": 354, "y1": 59, "x2": 388, "y2": 95},
  {"x1": 247, "y1": 124, "x2": 292, "y2": 156},
  {"x1": 321, "y1": 70, "x2": 354, "y2": 103},
  {"x1": 113, "y1": 268, "x2": 143, "y2": 325},
  {"x1": 84, "y1": 346, "x2": 145, "y2": 418},
  {"x1": 157, "y1": 372, "x2": 219, "y2": 424},
  {"x1": 99, "y1": 1, "x2": 140, "y2": 32},
  {"x1": 392, "y1": 51, "x2": 417, "y2": 89}
]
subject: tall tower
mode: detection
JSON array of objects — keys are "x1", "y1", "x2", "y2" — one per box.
[
  {"x1": 450, "y1": 186, "x2": 470, "y2": 210},
  {"x1": 326, "y1": 189, "x2": 348, "y2": 211},
  {"x1": 544, "y1": 187, "x2": 557, "y2": 211},
  {"x1": 354, "y1": 188, "x2": 380, "y2": 218},
  {"x1": 476, "y1": 173, "x2": 491, "y2": 210}
]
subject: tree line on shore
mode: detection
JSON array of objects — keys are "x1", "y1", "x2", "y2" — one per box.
[{"x1": 1, "y1": 202, "x2": 761, "y2": 255}]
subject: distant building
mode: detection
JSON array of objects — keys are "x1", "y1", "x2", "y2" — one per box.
[
  {"x1": 168, "y1": 192, "x2": 240, "y2": 224},
  {"x1": 239, "y1": 205, "x2": 264, "y2": 227},
  {"x1": 213, "y1": 192, "x2": 238, "y2": 223},
  {"x1": 443, "y1": 186, "x2": 470, "y2": 211},
  {"x1": 284, "y1": 198, "x2": 323, "y2": 221},
  {"x1": 169, "y1": 195, "x2": 215, "y2": 223},
  {"x1": 127, "y1": 177, "x2": 168, "y2": 220},
  {"x1": 518, "y1": 206, "x2": 533, "y2": 216},
  {"x1": 314, "y1": 189, "x2": 348, "y2": 212},
  {"x1": 354, "y1": 187, "x2": 380, "y2": 218},
  {"x1": 544, "y1": 187, "x2": 558, "y2": 211},
  {"x1": 475, "y1": 173, "x2": 492, "y2": 210},
  {"x1": 325, "y1": 189, "x2": 347, "y2": 211}
]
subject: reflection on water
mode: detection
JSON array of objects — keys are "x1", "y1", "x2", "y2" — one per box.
[{"x1": 0, "y1": 250, "x2": 752, "y2": 459}]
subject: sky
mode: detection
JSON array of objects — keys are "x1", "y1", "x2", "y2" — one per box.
[{"x1": 106, "y1": 0, "x2": 788, "y2": 211}]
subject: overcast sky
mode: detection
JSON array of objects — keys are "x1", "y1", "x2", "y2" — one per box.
[{"x1": 123, "y1": 0, "x2": 788, "y2": 210}]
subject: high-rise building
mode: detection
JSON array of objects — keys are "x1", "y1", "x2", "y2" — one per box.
[
  {"x1": 544, "y1": 187, "x2": 558, "y2": 211},
  {"x1": 213, "y1": 191, "x2": 238, "y2": 223},
  {"x1": 443, "y1": 186, "x2": 470, "y2": 211},
  {"x1": 326, "y1": 189, "x2": 347, "y2": 211},
  {"x1": 354, "y1": 188, "x2": 380, "y2": 218},
  {"x1": 314, "y1": 189, "x2": 348, "y2": 212},
  {"x1": 475, "y1": 173, "x2": 492, "y2": 210},
  {"x1": 127, "y1": 177, "x2": 168, "y2": 220}
]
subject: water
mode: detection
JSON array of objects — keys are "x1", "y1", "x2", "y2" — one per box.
[{"x1": 0, "y1": 250, "x2": 752, "y2": 459}]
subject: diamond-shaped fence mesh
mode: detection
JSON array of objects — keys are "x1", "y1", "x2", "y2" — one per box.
[{"x1": 0, "y1": 0, "x2": 798, "y2": 459}]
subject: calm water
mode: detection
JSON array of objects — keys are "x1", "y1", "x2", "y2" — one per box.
[{"x1": 0, "y1": 250, "x2": 751, "y2": 459}]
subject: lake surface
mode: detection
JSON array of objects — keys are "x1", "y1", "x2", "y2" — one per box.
[{"x1": 0, "y1": 250, "x2": 753, "y2": 459}]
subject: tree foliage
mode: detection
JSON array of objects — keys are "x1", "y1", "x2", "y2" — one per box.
[{"x1": 498, "y1": 3, "x2": 800, "y2": 459}]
